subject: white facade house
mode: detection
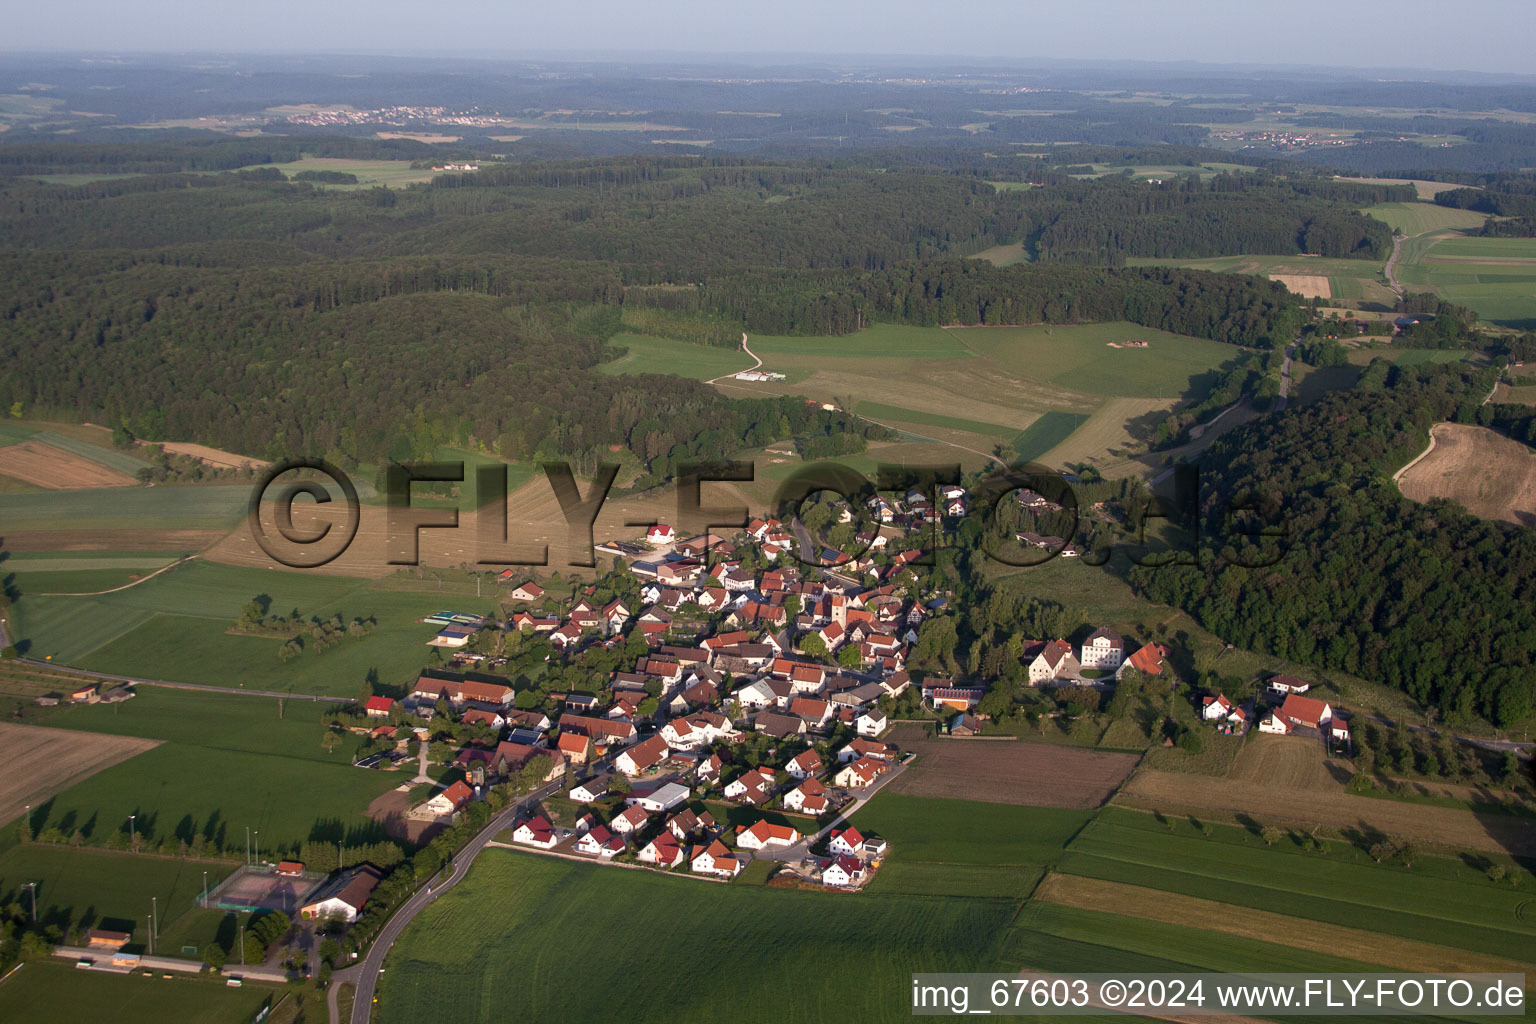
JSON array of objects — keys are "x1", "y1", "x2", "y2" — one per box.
[{"x1": 1078, "y1": 628, "x2": 1125, "y2": 670}]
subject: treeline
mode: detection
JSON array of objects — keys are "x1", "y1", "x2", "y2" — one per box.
[
  {"x1": 0, "y1": 135, "x2": 435, "y2": 176},
  {"x1": 1127, "y1": 362, "x2": 1536, "y2": 727},
  {"x1": 1435, "y1": 175, "x2": 1536, "y2": 219}
]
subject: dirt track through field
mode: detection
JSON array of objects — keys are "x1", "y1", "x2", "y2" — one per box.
[
  {"x1": 147, "y1": 441, "x2": 269, "y2": 470},
  {"x1": 1397, "y1": 422, "x2": 1536, "y2": 525},
  {"x1": 887, "y1": 726, "x2": 1139, "y2": 808},
  {"x1": 1119, "y1": 769, "x2": 1536, "y2": 857},
  {"x1": 1034, "y1": 873, "x2": 1533, "y2": 974},
  {"x1": 0, "y1": 441, "x2": 137, "y2": 489},
  {"x1": 0, "y1": 721, "x2": 160, "y2": 828}
]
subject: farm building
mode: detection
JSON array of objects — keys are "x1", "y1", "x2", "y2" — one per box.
[{"x1": 300, "y1": 865, "x2": 384, "y2": 923}]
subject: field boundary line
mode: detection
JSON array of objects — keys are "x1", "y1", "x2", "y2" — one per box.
[{"x1": 1391, "y1": 428, "x2": 1437, "y2": 485}]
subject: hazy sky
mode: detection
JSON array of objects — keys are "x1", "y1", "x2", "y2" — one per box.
[{"x1": 5, "y1": 0, "x2": 1535, "y2": 77}]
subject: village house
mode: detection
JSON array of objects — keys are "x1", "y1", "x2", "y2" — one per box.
[
  {"x1": 639, "y1": 834, "x2": 686, "y2": 868},
  {"x1": 1201, "y1": 693, "x2": 1236, "y2": 721},
  {"x1": 834, "y1": 757, "x2": 886, "y2": 789},
  {"x1": 1117, "y1": 642, "x2": 1169, "y2": 680},
  {"x1": 666, "y1": 808, "x2": 716, "y2": 841},
  {"x1": 425, "y1": 780, "x2": 474, "y2": 816},
  {"x1": 364, "y1": 696, "x2": 394, "y2": 718},
  {"x1": 783, "y1": 776, "x2": 829, "y2": 814},
  {"x1": 1027, "y1": 639, "x2": 1080, "y2": 684},
  {"x1": 512, "y1": 816, "x2": 558, "y2": 849},
  {"x1": 610, "y1": 805, "x2": 651, "y2": 835},
  {"x1": 827, "y1": 827, "x2": 866, "y2": 858},
  {"x1": 755, "y1": 711, "x2": 807, "y2": 739},
  {"x1": 1079, "y1": 627, "x2": 1125, "y2": 670},
  {"x1": 615, "y1": 735, "x2": 670, "y2": 776},
  {"x1": 574, "y1": 825, "x2": 626, "y2": 859},
  {"x1": 821, "y1": 854, "x2": 865, "y2": 888},
  {"x1": 509, "y1": 581, "x2": 545, "y2": 602},
  {"x1": 737, "y1": 818, "x2": 801, "y2": 850},
  {"x1": 570, "y1": 775, "x2": 611, "y2": 803},
  {"x1": 626, "y1": 781, "x2": 691, "y2": 813},
  {"x1": 724, "y1": 766, "x2": 778, "y2": 804},
  {"x1": 1279, "y1": 693, "x2": 1333, "y2": 731},
  {"x1": 855, "y1": 709, "x2": 888, "y2": 737},
  {"x1": 690, "y1": 839, "x2": 744, "y2": 878},
  {"x1": 785, "y1": 749, "x2": 822, "y2": 780},
  {"x1": 837, "y1": 737, "x2": 890, "y2": 763}
]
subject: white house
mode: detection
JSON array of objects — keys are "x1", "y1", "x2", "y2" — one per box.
[
  {"x1": 855, "y1": 709, "x2": 888, "y2": 737},
  {"x1": 691, "y1": 840, "x2": 744, "y2": 878},
  {"x1": 646, "y1": 524, "x2": 676, "y2": 546},
  {"x1": 1257, "y1": 711, "x2": 1290, "y2": 735},
  {"x1": 610, "y1": 805, "x2": 650, "y2": 835},
  {"x1": 615, "y1": 735, "x2": 670, "y2": 777},
  {"x1": 1027, "y1": 639, "x2": 1079, "y2": 684},
  {"x1": 834, "y1": 757, "x2": 884, "y2": 789},
  {"x1": 737, "y1": 818, "x2": 800, "y2": 850},
  {"x1": 512, "y1": 816, "x2": 558, "y2": 849},
  {"x1": 783, "y1": 777, "x2": 829, "y2": 815},
  {"x1": 570, "y1": 775, "x2": 611, "y2": 803},
  {"x1": 1268, "y1": 675, "x2": 1311, "y2": 695},
  {"x1": 785, "y1": 749, "x2": 822, "y2": 780},
  {"x1": 1201, "y1": 693, "x2": 1235, "y2": 722},
  {"x1": 638, "y1": 835, "x2": 685, "y2": 868},
  {"x1": 1079, "y1": 627, "x2": 1125, "y2": 670},
  {"x1": 822, "y1": 854, "x2": 864, "y2": 887},
  {"x1": 299, "y1": 866, "x2": 382, "y2": 924},
  {"x1": 573, "y1": 825, "x2": 625, "y2": 859},
  {"x1": 827, "y1": 827, "x2": 865, "y2": 858}
]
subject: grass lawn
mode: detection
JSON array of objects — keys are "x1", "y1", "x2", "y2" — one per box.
[
  {"x1": 0, "y1": 961, "x2": 281, "y2": 1024},
  {"x1": 854, "y1": 401, "x2": 1019, "y2": 440},
  {"x1": 0, "y1": 844, "x2": 234, "y2": 950},
  {"x1": 855, "y1": 793, "x2": 1091, "y2": 897},
  {"x1": 598, "y1": 332, "x2": 755, "y2": 380},
  {"x1": 375, "y1": 848, "x2": 1021, "y2": 1024},
  {"x1": 1396, "y1": 233, "x2": 1536, "y2": 328},
  {"x1": 1058, "y1": 808, "x2": 1535, "y2": 962},
  {"x1": 25, "y1": 687, "x2": 403, "y2": 854},
  {"x1": 11, "y1": 559, "x2": 499, "y2": 695}
]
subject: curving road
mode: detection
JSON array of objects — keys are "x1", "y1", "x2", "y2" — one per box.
[
  {"x1": 330, "y1": 776, "x2": 565, "y2": 1023},
  {"x1": 704, "y1": 333, "x2": 759, "y2": 385}
]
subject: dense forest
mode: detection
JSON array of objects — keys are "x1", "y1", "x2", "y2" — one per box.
[
  {"x1": 1127, "y1": 362, "x2": 1536, "y2": 727},
  {"x1": 0, "y1": 152, "x2": 1320, "y2": 470}
]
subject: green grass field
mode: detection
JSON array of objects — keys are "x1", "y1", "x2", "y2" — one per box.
[
  {"x1": 0, "y1": 485, "x2": 251, "y2": 533},
  {"x1": 949, "y1": 322, "x2": 1240, "y2": 399},
  {"x1": 25, "y1": 687, "x2": 404, "y2": 854},
  {"x1": 0, "y1": 845, "x2": 234, "y2": 949},
  {"x1": 748, "y1": 323, "x2": 972, "y2": 360},
  {"x1": 1396, "y1": 233, "x2": 1536, "y2": 328},
  {"x1": 1360, "y1": 202, "x2": 1488, "y2": 236},
  {"x1": 855, "y1": 793, "x2": 1091, "y2": 897},
  {"x1": 854, "y1": 401, "x2": 1020, "y2": 440},
  {"x1": 0, "y1": 961, "x2": 280, "y2": 1024},
  {"x1": 598, "y1": 333, "x2": 755, "y2": 380},
  {"x1": 1057, "y1": 809, "x2": 1536, "y2": 962},
  {"x1": 375, "y1": 849, "x2": 1022, "y2": 1024},
  {"x1": 10, "y1": 559, "x2": 497, "y2": 694}
]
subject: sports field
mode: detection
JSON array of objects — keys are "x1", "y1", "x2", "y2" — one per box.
[
  {"x1": 374, "y1": 848, "x2": 1023, "y2": 1024},
  {"x1": 0, "y1": 844, "x2": 235, "y2": 950},
  {"x1": 0, "y1": 961, "x2": 278, "y2": 1024},
  {"x1": 25, "y1": 687, "x2": 403, "y2": 853}
]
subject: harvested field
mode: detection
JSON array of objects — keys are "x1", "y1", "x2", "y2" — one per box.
[
  {"x1": 1227, "y1": 734, "x2": 1345, "y2": 791},
  {"x1": 1118, "y1": 769, "x2": 1536, "y2": 857},
  {"x1": 1268, "y1": 274, "x2": 1331, "y2": 299},
  {"x1": 0, "y1": 528, "x2": 226, "y2": 553},
  {"x1": 886, "y1": 725, "x2": 1138, "y2": 808},
  {"x1": 1397, "y1": 422, "x2": 1536, "y2": 526},
  {"x1": 147, "y1": 441, "x2": 269, "y2": 470},
  {"x1": 1033, "y1": 873, "x2": 1532, "y2": 974},
  {"x1": 0, "y1": 441, "x2": 136, "y2": 489},
  {"x1": 0, "y1": 721, "x2": 159, "y2": 827}
]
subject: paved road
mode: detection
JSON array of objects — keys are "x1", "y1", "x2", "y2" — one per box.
[
  {"x1": 750, "y1": 758, "x2": 910, "y2": 862},
  {"x1": 330, "y1": 776, "x2": 566, "y2": 1024}
]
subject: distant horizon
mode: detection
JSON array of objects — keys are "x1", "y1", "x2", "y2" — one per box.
[{"x1": 5, "y1": 1, "x2": 1535, "y2": 78}]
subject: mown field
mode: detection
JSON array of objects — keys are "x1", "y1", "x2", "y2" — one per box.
[
  {"x1": 0, "y1": 844, "x2": 235, "y2": 953},
  {"x1": 0, "y1": 961, "x2": 280, "y2": 1024},
  {"x1": 374, "y1": 848, "x2": 1025, "y2": 1024},
  {"x1": 1126, "y1": 253, "x2": 1397, "y2": 308},
  {"x1": 10, "y1": 559, "x2": 496, "y2": 694},
  {"x1": 22, "y1": 687, "x2": 403, "y2": 854}
]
